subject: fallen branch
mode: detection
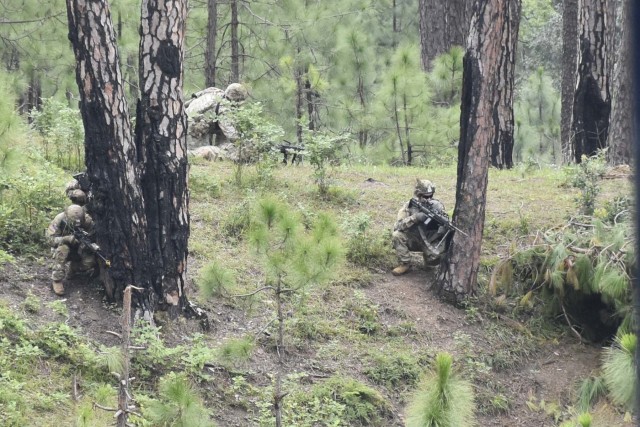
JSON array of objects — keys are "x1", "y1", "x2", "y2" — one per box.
[{"x1": 561, "y1": 303, "x2": 585, "y2": 343}]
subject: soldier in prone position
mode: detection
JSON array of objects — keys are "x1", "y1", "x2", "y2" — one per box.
[
  {"x1": 391, "y1": 179, "x2": 449, "y2": 276},
  {"x1": 46, "y1": 204, "x2": 99, "y2": 296}
]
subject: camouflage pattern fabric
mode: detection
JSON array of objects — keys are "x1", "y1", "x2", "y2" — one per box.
[
  {"x1": 46, "y1": 211, "x2": 96, "y2": 282},
  {"x1": 392, "y1": 198, "x2": 447, "y2": 265}
]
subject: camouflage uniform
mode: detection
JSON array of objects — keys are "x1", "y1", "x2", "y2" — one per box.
[
  {"x1": 185, "y1": 83, "x2": 248, "y2": 148},
  {"x1": 65, "y1": 178, "x2": 88, "y2": 206},
  {"x1": 392, "y1": 179, "x2": 448, "y2": 275},
  {"x1": 46, "y1": 205, "x2": 97, "y2": 295}
]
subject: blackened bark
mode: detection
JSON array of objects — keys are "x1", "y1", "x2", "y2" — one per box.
[
  {"x1": 66, "y1": 0, "x2": 153, "y2": 301},
  {"x1": 230, "y1": 0, "x2": 239, "y2": 82},
  {"x1": 295, "y1": 65, "x2": 304, "y2": 145},
  {"x1": 607, "y1": 0, "x2": 632, "y2": 165},
  {"x1": 490, "y1": 0, "x2": 521, "y2": 169},
  {"x1": 138, "y1": 0, "x2": 190, "y2": 316},
  {"x1": 436, "y1": 0, "x2": 504, "y2": 302},
  {"x1": 561, "y1": 0, "x2": 579, "y2": 162},
  {"x1": 205, "y1": 0, "x2": 218, "y2": 87},
  {"x1": 305, "y1": 78, "x2": 315, "y2": 131},
  {"x1": 572, "y1": 0, "x2": 612, "y2": 163},
  {"x1": 419, "y1": 0, "x2": 469, "y2": 71}
]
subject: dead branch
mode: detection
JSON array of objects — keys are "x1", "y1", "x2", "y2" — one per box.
[{"x1": 561, "y1": 303, "x2": 585, "y2": 343}]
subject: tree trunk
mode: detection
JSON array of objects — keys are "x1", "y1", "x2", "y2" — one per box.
[
  {"x1": 561, "y1": 0, "x2": 579, "y2": 163},
  {"x1": 305, "y1": 77, "x2": 315, "y2": 131},
  {"x1": 295, "y1": 65, "x2": 304, "y2": 145},
  {"x1": 66, "y1": 0, "x2": 190, "y2": 316},
  {"x1": 607, "y1": 0, "x2": 632, "y2": 165},
  {"x1": 571, "y1": 0, "x2": 612, "y2": 163},
  {"x1": 436, "y1": 0, "x2": 505, "y2": 303},
  {"x1": 230, "y1": 0, "x2": 240, "y2": 82},
  {"x1": 490, "y1": 0, "x2": 521, "y2": 169},
  {"x1": 419, "y1": 0, "x2": 469, "y2": 71},
  {"x1": 66, "y1": 0, "x2": 153, "y2": 302},
  {"x1": 205, "y1": 0, "x2": 218, "y2": 87},
  {"x1": 138, "y1": 0, "x2": 190, "y2": 316}
]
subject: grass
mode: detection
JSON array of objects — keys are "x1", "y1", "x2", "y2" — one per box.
[{"x1": 0, "y1": 160, "x2": 633, "y2": 426}]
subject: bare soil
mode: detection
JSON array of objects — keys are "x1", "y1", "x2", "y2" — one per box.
[{"x1": 1, "y1": 255, "x2": 621, "y2": 426}]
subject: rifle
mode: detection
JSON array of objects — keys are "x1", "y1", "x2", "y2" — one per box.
[
  {"x1": 278, "y1": 140, "x2": 304, "y2": 165},
  {"x1": 409, "y1": 197, "x2": 468, "y2": 238},
  {"x1": 64, "y1": 221, "x2": 111, "y2": 267}
]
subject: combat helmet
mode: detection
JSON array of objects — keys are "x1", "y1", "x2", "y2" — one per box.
[
  {"x1": 65, "y1": 204, "x2": 85, "y2": 227},
  {"x1": 414, "y1": 179, "x2": 435, "y2": 197},
  {"x1": 68, "y1": 189, "x2": 87, "y2": 205},
  {"x1": 224, "y1": 83, "x2": 248, "y2": 103}
]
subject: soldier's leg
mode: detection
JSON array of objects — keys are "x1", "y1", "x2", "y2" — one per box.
[
  {"x1": 51, "y1": 244, "x2": 70, "y2": 295},
  {"x1": 392, "y1": 230, "x2": 423, "y2": 276}
]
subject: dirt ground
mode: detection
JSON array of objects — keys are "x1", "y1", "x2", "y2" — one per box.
[{"x1": 0, "y1": 258, "x2": 625, "y2": 426}]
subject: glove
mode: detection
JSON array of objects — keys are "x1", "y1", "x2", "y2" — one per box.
[
  {"x1": 414, "y1": 212, "x2": 428, "y2": 223},
  {"x1": 62, "y1": 235, "x2": 77, "y2": 245}
]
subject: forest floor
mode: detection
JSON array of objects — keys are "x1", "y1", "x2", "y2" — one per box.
[{"x1": 0, "y1": 162, "x2": 634, "y2": 426}]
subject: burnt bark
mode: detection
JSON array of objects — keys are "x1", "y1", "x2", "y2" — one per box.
[
  {"x1": 607, "y1": 0, "x2": 632, "y2": 165},
  {"x1": 66, "y1": 0, "x2": 190, "y2": 316},
  {"x1": 205, "y1": 0, "x2": 218, "y2": 87},
  {"x1": 66, "y1": 0, "x2": 153, "y2": 301},
  {"x1": 138, "y1": 0, "x2": 190, "y2": 315},
  {"x1": 490, "y1": 0, "x2": 521, "y2": 169},
  {"x1": 561, "y1": 0, "x2": 579, "y2": 162},
  {"x1": 419, "y1": 0, "x2": 469, "y2": 71},
  {"x1": 436, "y1": 0, "x2": 504, "y2": 303},
  {"x1": 571, "y1": 0, "x2": 613, "y2": 163}
]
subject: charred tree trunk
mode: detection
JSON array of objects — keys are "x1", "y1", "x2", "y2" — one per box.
[
  {"x1": 436, "y1": 0, "x2": 505, "y2": 303},
  {"x1": 294, "y1": 66, "x2": 304, "y2": 145},
  {"x1": 205, "y1": 0, "x2": 218, "y2": 87},
  {"x1": 561, "y1": 0, "x2": 579, "y2": 163},
  {"x1": 138, "y1": 0, "x2": 190, "y2": 316},
  {"x1": 66, "y1": 0, "x2": 153, "y2": 302},
  {"x1": 490, "y1": 0, "x2": 521, "y2": 169},
  {"x1": 419, "y1": 0, "x2": 469, "y2": 71},
  {"x1": 571, "y1": 0, "x2": 612, "y2": 163},
  {"x1": 230, "y1": 0, "x2": 240, "y2": 82},
  {"x1": 607, "y1": 0, "x2": 632, "y2": 165}
]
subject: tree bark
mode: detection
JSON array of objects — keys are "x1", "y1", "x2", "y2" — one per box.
[
  {"x1": 607, "y1": 0, "x2": 632, "y2": 165},
  {"x1": 490, "y1": 0, "x2": 521, "y2": 169},
  {"x1": 230, "y1": 0, "x2": 240, "y2": 82},
  {"x1": 436, "y1": 0, "x2": 505, "y2": 303},
  {"x1": 66, "y1": 0, "x2": 153, "y2": 301},
  {"x1": 419, "y1": 0, "x2": 469, "y2": 71},
  {"x1": 561, "y1": 0, "x2": 579, "y2": 163},
  {"x1": 138, "y1": 0, "x2": 190, "y2": 316},
  {"x1": 571, "y1": 0, "x2": 612, "y2": 163},
  {"x1": 205, "y1": 0, "x2": 218, "y2": 87}
]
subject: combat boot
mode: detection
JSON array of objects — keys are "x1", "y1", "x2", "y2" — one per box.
[
  {"x1": 392, "y1": 264, "x2": 410, "y2": 276},
  {"x1": 52, "y1": 280, "x2": 65, "y2": 296}
]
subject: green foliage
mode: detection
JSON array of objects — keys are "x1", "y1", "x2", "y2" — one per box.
[
  {"x1": 343, "y1": 213, "x2": 394, "y2": 269},
  {"x1": 564, "y1": 152, "x2": 606, "y2": 215},
  {"x1": 141, "y1": 372, "x2": 215, "y2": 427},
  {"x1": 197, "y1": 261, "x2": 237, "y2": 298},
  {"x1": 601, "y1": 333, "x2": 636, "y2": 410},
  {"x1": 189, "y1": 169, "x2": 221, "y2": 199},
  {"x1": 21, "y1": 291, "x2": 41, "y2": 314},
  {"x1": 428, "y1": 46, "x2": 464, "y2": 106},
  {"x1": 514, "y1": 67, "x2": 561, "y2": 165},
  {"x1": 312, "y1": 375, "x2": 391, "y2": 426},
  {"x1": 30, "y1": 98, "x2": 85, "y2": 171},
  {"x1": 577, "y1": 376, "x2": 607, "y2": 413},
  {"x1": 364, "y1": 351, "x2": 422, "y2": 390},
  {"x1": 405, "y1": 352, "x2": 476, "y2": 427},
  {"x1": 216, "y1": 336, "x2": 255, "y2": 369},
  {"x1": 303, "y1": 130, "x2": 351, "y2": 195}
]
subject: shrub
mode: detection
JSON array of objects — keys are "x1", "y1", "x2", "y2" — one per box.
[
  {"x1": 343, "y1": 213, "x2": 394, "y2": 270},
  {"x1": 601, "y1": 333, "x2": 636, "y2": 410},
  {"x1": 364, "y1": 352, "x2": 422, "y2": 390},
  {"x1": 405, "y1": 352, "x2": 476, "y2": 427}
]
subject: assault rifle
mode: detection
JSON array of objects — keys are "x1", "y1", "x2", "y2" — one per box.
[
  {"x1": 409, "y1": 197, "x2": 468, "y2": 237},
  {"x1": 64, "y1": 222, "x2": 111, "y2": 267},
  {"x1": 278, "y1": 140, "x2": 304, "y2": 165}
]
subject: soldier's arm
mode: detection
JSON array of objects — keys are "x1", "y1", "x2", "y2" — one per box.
[
  {"x1": 46, "y1": 213, "x2": 67, "y2": 246},
  {"x1": 394, "y1": 202, "x2": 421, "y2": 231}
]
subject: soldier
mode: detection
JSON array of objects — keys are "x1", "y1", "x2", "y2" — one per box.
[
  {"x1": 185, "y1": 82, "x2": 248, "y2": 147},
  {"x1": 46, "y1": 204, "x2": 98, "y2": 295},
  {"x1": 391, "y1": 179, "x2": 448, "y2": 276}
]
